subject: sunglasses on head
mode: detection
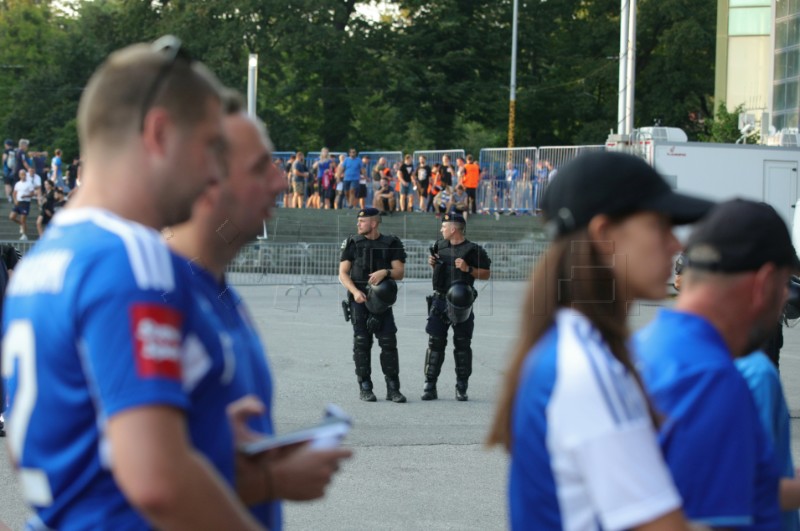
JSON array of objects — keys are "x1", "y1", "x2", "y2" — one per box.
[{"x1": 139, "y1": 35, "x2": 193, "y2": 132}]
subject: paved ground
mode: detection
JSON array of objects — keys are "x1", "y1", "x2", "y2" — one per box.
[{"x1": 3, "y1": 281, "x2": 800, "y2": 529}]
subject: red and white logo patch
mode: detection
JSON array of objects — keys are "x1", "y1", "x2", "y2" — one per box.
[{"x1": 130, "y1": 304, "x2": 183, "y2": 380}]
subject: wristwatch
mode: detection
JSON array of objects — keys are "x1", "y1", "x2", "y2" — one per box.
[{"x1": 385, "y1": 268, "x2": 391, "y2": 279}]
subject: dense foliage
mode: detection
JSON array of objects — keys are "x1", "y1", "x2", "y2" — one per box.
[{"x1": 0, "y1": 0, "x2": 716, "y2": 158}]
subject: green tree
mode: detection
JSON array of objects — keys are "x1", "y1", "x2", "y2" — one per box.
[
  {"x1": 699, "y1": 102, "x2": 758, "y2": 144},
  {"x1": 636, "y1": 0, "x2": 716, "y2": 138},
  {"x1": 0, "y1": 0, "x2": 719, "y2": 157}
]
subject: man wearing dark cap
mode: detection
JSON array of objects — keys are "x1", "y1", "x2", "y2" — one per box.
[
  {"x1": 422, "y1": 213, "x2": 491, "y2": 401},
  {"x1": 636, "y1": 199, "x2": 799, "y2": 529},
  {"x1": 339, "y1": 207, "x2": 408, "y2": 402}
]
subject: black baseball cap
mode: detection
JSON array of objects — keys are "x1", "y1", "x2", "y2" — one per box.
[
  {"x1": 542, "y1": 151, "x2": 714, "y2": 237},
  {"x1": 4, "y1": 139, "x2": 12, "y2": 146},
  {"x1": 443, "y1": 212, "x2": 466, "y2": 224},
  {"x1": 358, "y1": 207, "x2": 380, "y2": 218},
  {"x1": 685, "y1": 199, "x2": 800, "y2": 273}
]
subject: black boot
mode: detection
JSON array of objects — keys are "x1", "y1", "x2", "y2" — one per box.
[
  {"x1": 360, "y1": 381, "x2": 377, "y2": 402},
  {"x1": 455, "y1": 380, "x2": 468, "y2": 402},
  {"x1": 421, "y1": 335, "x2": 447, "y2": 401},
  {"x1": 354, "y1": 335, "x2": 376, "y2": 402},
  {"x1": 378, "y1": 335, "x2": 406, "y2": 403},
  {"x1": 421, "y1": 381, "x2": 438, "y2": 401},
  {"x1": 453, "y1": 336, "x2": 473, "y2": 402},
  {"x1": 386, "y1": 377, "x2": 407, "y2": 403}
]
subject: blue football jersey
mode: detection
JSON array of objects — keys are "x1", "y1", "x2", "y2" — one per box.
[
  {"x1": 509, "y1": 309, "x2": 680, "y2": 531},
  {"x1": 180, "y1": 260, "x2": 281, "y2": 530},
  {"x1": 2, "y1": 209, "x2": 236, "y2": 530}
]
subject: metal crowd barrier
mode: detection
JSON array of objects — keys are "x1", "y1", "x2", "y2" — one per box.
[
  {"x1": 3, "y1": 239, "x2": 548, "y2": 289},
  {"x1": 473, "y1": 145, "x2": 604, "y2": 213},
  {"x1": 478, "y1": 147, "x2": 537, "y2": 213},
  {"x1": 476, "y1": 180, "x2": 535, "y2": 214},
  {"x1": 535, "y1": 145, "x2": 605, "y2": 209},
  {"x1": 225, "y1": 240, "x2": 547, "y2": 286}
]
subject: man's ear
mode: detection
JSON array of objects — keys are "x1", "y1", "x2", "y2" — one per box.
[
  {"x1": 750, "y1": 263, "x2": 777, "y2": 315},
  {"x1": 141, "y1": 108, "x2": 171, "y2": 158}
]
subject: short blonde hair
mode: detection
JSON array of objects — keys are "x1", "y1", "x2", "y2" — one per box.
[{"x1": 78, "y1": 41, "x2": 223, "y2": 149}]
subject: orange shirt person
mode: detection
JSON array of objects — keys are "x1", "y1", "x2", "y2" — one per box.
[{"x1": 463, "y1": 154, "x2": 480, "y2": 214}]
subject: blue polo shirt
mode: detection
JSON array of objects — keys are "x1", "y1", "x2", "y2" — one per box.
[
  {"x1": 635, "y1": 309, "x2": 781, "y2": 530},
  {"x1": 736, "y1": 351, "x2": 800, "y2": 531},
  {"x1": 180, "y1": 261, "x2": 282, "y2": 530},
  {"x1": 341, "y1": 157, "x2": 362, "y2": 182}
]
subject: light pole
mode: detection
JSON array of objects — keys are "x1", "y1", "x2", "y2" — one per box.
[
  {"x1": 247, "y1": 54, "x2": 258, "y2": 118},
  {"x1": 624, "y1": 0, "x2": 636, "y2": 136},
  {"x1": 248, "y1": 53, "x2": 269, "y2": 239},
  {"x1": 508, "y1": 0, "x2": 519, "y2": 148},
  {"x1": 617, "y1": 0, "x2": 629, "y2": 135}
]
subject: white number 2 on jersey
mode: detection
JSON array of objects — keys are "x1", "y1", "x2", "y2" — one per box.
[{"x1": 2, "y1": 319, "x2": 53, "y2": 507}]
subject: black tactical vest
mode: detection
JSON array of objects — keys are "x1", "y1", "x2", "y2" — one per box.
[
  {"x1": 349, "y1": 234, "x2": 398, "y2": 286},
  {"x1": 432, "y1": 239, "x2": 479, "y2": 292}
]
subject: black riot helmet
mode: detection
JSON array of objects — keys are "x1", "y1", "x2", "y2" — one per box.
[
  {"x1": 446, "y1": 282, "x2": 475, "y2": 324},
  {"x1": 366, "y1": 278, "x2": 398, "y2": 314}
]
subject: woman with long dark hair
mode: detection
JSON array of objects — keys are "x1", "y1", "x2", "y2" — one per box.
[{"x1": 487, "y1": 152, "x2": 713, "y2": 531}]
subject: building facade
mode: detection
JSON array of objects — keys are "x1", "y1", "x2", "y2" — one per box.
[
  {"x1": 715, "y1": 0, "x2": 773, "y2": 126},
  {"x1": 773, "y1": 0, "x2": 800, "y2": 129}
]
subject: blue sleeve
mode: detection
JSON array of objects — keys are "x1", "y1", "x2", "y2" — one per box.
[
  {"x1": 78, "y1": 259, "x2": 189, "y2": 418},
  {"x1": 745, "y1": 365, "x2": 783, "y2": 446},
  {"x1": 659, "y1": 368, "x2": 762, "y2": 526}
]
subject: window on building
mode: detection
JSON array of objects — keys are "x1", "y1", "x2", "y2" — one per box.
[
  {"x1": 775, "y1": 83, "x2": 788, "y2": 112},
  {"x1": 729, "y1": 7, "x2": 771, "y2": 35},
  {"x1": 787, "y1": 80, "x2": 800, "y2": 109},
  {"x1": 788, "y1": 49, "x2": 800, "y2": 78}
]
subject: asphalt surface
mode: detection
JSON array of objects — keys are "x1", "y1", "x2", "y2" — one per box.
[{"x1": 2, "y1": 281, "x2": 800, "y2": 529}]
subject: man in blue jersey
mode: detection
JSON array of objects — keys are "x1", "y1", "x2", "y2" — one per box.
[
  {"x1": 2, "y1": 37, "x2": 265, "y2": 530},
  {"x1": 636, "y1": 199, "x2": 799, "y2": 529},
  {"x1": 167, "y1": 91, "x2": 352, "y2": 529},
  {"x1": 341, "y1": 148, "x2": 362, "y2": 208}
]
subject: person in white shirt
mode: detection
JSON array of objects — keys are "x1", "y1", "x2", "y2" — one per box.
[
  {"x1": 28, "y1": 170, "x2": 42, "y2": 205},
  {"x1": 9, "y1": 169, "x2": 35, "y2": 240}
]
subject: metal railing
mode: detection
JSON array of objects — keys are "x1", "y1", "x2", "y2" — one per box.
[
  {"x1": 3, "y1": 239, "x2": 548, "y2": 293},
  {"x1": 226, "y1": 240, "x2": 547, "y2": 286}
]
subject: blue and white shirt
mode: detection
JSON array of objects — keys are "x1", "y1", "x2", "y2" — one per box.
[
  {"x1": 2, "y1": 208, "x2": 238, "y2": 530},
  {"x1": 636, "y1": 309, "x2": 782, "y2": 530},
  {"x1": 510, "y1": 308, "x2": 681, "y2": 531}
]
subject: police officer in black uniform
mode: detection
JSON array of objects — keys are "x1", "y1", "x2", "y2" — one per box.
[
  {"x1": 339, "y1": 207, "x2": 408, "y2": 403},
  {"x1": 423, "y1": 213, "x2": 491, "y2": 401}
]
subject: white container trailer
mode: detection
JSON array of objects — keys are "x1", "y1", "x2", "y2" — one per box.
[{"x1": 644, "y1": 141, "x2": 800, "y2": 225}]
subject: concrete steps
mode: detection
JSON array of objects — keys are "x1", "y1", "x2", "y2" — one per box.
[
  {"x1": 264, "y1": 208, "x2": 544, "y2": 244},
  {"x1": 0, "y1": 200, "x2": 546, "y2": 246}
]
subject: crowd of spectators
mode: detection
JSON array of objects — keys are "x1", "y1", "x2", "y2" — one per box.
[
  {"x1": 2, "y1": 138, "x2": 78, "y2": 240},
  {"x1": 273, "y1": 148, "x2": 557, "y2": 217},
  {"x1": 0, "y1": 139, "x2": 559, "y2": 240}
]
